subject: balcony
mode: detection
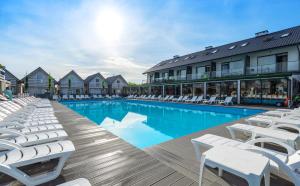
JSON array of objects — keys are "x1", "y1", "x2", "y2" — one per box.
[{"x1": 148, "y1": 61, "x2": 299, "y2": 84}]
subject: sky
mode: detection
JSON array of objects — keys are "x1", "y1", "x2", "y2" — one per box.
[{"x1": 1, "y1": 0, "x2": 300, "y2": 83}]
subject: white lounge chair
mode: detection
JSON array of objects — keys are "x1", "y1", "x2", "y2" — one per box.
[
  {"x1": 181, "y1": 96, "x2": 189, "y2": 102},
  {"x1": 219, "y1": 96, "x2": 233, "y2": 105},
  {"x1": 185, "y1": 96, "x2": 197, "y2": 103},
  {"x1": 173, "y1": 96, "x2": 183, "y2": 102},
  {"x1": 246, "y1": 115, "x2": 300, "y2": 127},
  {"x1": 1, "y1": 129, "x2": 68, "y2": 147},
  {"x1": 167, "y1": 95, "x2": 174, "y2": 101},
  {"x1": 203, "y1": 96, "x2": 216, "y2": 104},
  {"x1": 62, "y1": 95, "x2": 68, "y2": 100},
  {"x1": 196, "y1": 95, "x2": 204, "y2": 103},
  {"x1": 0, "y1": 140, "x2": 75, "y2": 185},
  {"x1": 155, "y1": 95, "x2": 162, "y2": 100},
  {"x1": 227, "y1": 123, "x2": 300, "y2": 150},
  {"x1": 191, "y1": 134, "x2": 300, "y2": 184},
  {"x1": 69, "y1": 95, "x2": 74, "y2": 100},
  {"x1": 163, "y1": 95, "x2": 170, "y2": 101},
  {"x1": 75, "y1": 95, "x2": 81, "y2": 100},
  {"x1": 84, "y1": 95, "x2": 90, "y2": 99}
]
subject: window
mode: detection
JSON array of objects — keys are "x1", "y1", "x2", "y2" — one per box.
[
  {"x1": 196, "y1": 66, "x2": 206, "y2": 78},
  {"x1": 211, "y1": 49, "x2": 218, "y2": 54},
  {"x1": 229, "y1": 45, "x2": 236, "y2": 50},
  {"x1": 184, "y1": 56, "x2": 190, "y2": 60},
  {"x1": 230, "y1": 60, "x2": 244, "y2": 75},
  {"x1": 241, "y1": 42, "x2": 249, "y2": 47},
  {"x1": 95, "y1": 79, "x2": 100, "y2": 82},
  {"x1": 257, "y1": 55, "x2": 276, "y2": 73},
  {"x1": 116, "y1": 80, "x2": 120, "y2": 83},
  {"x1": 221, "y1": 63, "x2": 230, "y2": 76},
  {"x1": 280, "y1": 33, "x2": 290, "y2": 38}
]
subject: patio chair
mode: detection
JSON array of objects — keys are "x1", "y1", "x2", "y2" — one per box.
[
  {"x1": 203, "y1": 96, "x2": 216, "y2": 104},
  {"x1": 227, "y1": 123, "x2": 300, "y2": 150},
  {"x1": 52, "y1": 95, "x2": 59, "y2": 100},
  {"x1": 75, "y1": 95, "x2": 81, "y2": 100},
  {"x1": 219, "y1": 96, "x2": 233, "y2": 105},
  {"x1": 0, "y1": 140, "x2": 75, "y2": 185},
  {"x1": 62, "y1": 95, "x2": 68, "y2": 100},
  {"x1": 84, "y1": 95, "x2": 90, "y2": 99},
  {"x1": 69, "y1": 95, "x2": 74, "y2": 100},
  {"x1": 191, "y1": 134, "x2": 300, "y2": 184}
]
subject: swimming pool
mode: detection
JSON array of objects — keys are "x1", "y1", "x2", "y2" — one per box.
[{"x1": 61, "y1": 100, "x2": 265, "y2": 149}]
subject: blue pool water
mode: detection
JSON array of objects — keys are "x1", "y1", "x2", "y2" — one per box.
[{"x1": 61, "y1": 100, "x2": 264, "y2": 149}]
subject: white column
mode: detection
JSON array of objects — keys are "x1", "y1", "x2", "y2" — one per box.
[
  {"x1": 237, "y1": 80, "x2": 241, "y2": 104},
  {"x1": 204, "y1": 82, "x2": 207, "y2": 98},
  {"x1": 192, "y1": 83, "x2": 195, "y2": 96},
  {"x1": 180, "y1": 83, "x2": 183, "y2": 96},
  {"x1": 162, "y1": 85, "x2": 165, "y2": 97},
  {"x1": 149, "y1": 86, "x2": 151, "y2": 95}
]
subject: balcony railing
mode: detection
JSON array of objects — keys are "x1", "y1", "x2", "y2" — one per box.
[{"x1": 148, "y1": 61, "x2": 299, "y2": 83}]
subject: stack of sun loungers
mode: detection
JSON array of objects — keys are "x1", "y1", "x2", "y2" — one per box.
[
  {"x1": 125, "y1": 94, "x2": 235, "y2": 105},
  {"x1": 191, "y1": 107, "x2": 300, "y2": 185},
  {"x1": 0, "y1": 95, "x2": 77, "y2": 185}
]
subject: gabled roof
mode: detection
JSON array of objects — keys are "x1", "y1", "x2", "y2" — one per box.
[
  {"x1": 59, "y1": 70, "x2": 83, "y2": 82},
  {"x1": 144, "y1": 25, "x2": 300, "y2": 73},
  {"x1": 21, "y1": 67, "x2": 57, "y2": 83},
  {"x1": 84, "y1": 72, "x2": 105, "y2": 83},
  {"x1": 106, "y1": 75, "x2": 128, "y2": 86},
  {"x1": 4, "y1": 68, "x2": 19, "y2": 81}
]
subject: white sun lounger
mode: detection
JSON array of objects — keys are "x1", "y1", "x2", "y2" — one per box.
[
  {"x1": 75, "y1": 95, "x2": 81, "y2": 100},
  {"x1": 203, "y1": 96, "x2": 216, "y2": 104},
  {"x1": 57, "y1": 178, "x2": 91, "y2": 186},
  {"x1": 185, "y1": 96, "x2": 197, "y2": 103},
  {"x1": 246, "y1": 115, "x2": 300, "y2": 127},
  {"x1": 163, "y1": 95, "x2": 170, "y2": 101},
  {"x1": 196, "y1": 95, "x2": 204, "y2": 103},
  {"x1": 181, "y1": 96, "x2": 189, "y2": 102},
  {"x1": 62, "y1": 95, "x2": 68, "y2": 100},
  {"x1": 191, "y1": 134, "x2": 300, "y2": 183},
  {"x1": 167, "y1": 95, "x2": 174, "y2": 101},
  {"x1": 0, "y1": 140, "x2": 75, "y2": 185},
  {"x1": 84, "y1": 95, "x2": 90, "y2": 99},
  {"x1": 1, "y1": 129, "x2": 68, "y2": 148},
  {"x1": 173, "y1": 96, "x2": 183, "y2": 102},
  {"x1": 69, "y1": 95, "x2": 74, "y2": 100},
  {"x1": 219, "y1": 96, "x2": 233, "y2": 105},
  {"x1": 227, "y1": 123, "x2": 300, "y2": 150}
]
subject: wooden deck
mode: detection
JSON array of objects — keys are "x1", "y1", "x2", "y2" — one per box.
[{"x1": 1, "y1": 102, "x2": 199, "y2": 186}]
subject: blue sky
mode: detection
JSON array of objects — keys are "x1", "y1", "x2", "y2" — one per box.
[{"x1": 1, "y1": 0, "x2": 300, "y2": 83}]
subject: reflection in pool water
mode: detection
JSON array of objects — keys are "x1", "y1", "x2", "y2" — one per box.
[{"x1": 62, "y1": 100, "x2": 264, "y2": 149}]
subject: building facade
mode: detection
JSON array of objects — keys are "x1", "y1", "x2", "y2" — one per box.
[
  {"x1": 59, "y1": 70, "x2": 84, "y2": 95},
  {"x1": 84, "y1": 73, "x2": 108, "y2": 95},
  {"x1": 142, "y1": 26, "x2": 300, "y2": 106},
  {"x1": 4, "y1": 68, "x2": 19, "y2": 95},
  {"x1": 106, "y1": 75, "x2": 128, "y2": 95},
  {"x1": 22, "y1": 67, "x2": 56, "y2": 96}
]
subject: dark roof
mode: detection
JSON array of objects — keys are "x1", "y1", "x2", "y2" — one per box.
[
  {"x1": 4, "y1": 68, "x2": 19, "y2": 81},
  {"x1": 21, "y1": 67, "x2": 57, "y2": 83},
  {"x1": 84, "y1": 72, "x2": 105, "y2": 83},
  {"x1": 106, "y1": 75, "x2": 128, "y2": 86},
  {"x1": 144, "y1": 25, "x2": 300, "y2": 73},
  {"x1": 59, "y1": 70, "x2": 83, "y2": 83}
]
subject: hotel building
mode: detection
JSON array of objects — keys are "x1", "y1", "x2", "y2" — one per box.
[{"x1": 143, "y1": 25, "x2": 300, "y2": 106}]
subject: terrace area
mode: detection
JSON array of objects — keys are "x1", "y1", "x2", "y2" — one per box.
[{"x1": 1, "y1": 101, "x2": 294, "y2": 186}]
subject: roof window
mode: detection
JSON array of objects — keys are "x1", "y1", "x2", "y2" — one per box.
[
  {"x1": 229, "y1": 45, "x2": 236, "y2": 50},
  {"x1": 211, "y1": 49, "x2": 218, "y2": 54},
  {"x1": 280, "y1": 33, "x2": 290, "y2": 38},
  {"x1": 241, "y1": 42, "x2": 249, "y2": 47}
]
